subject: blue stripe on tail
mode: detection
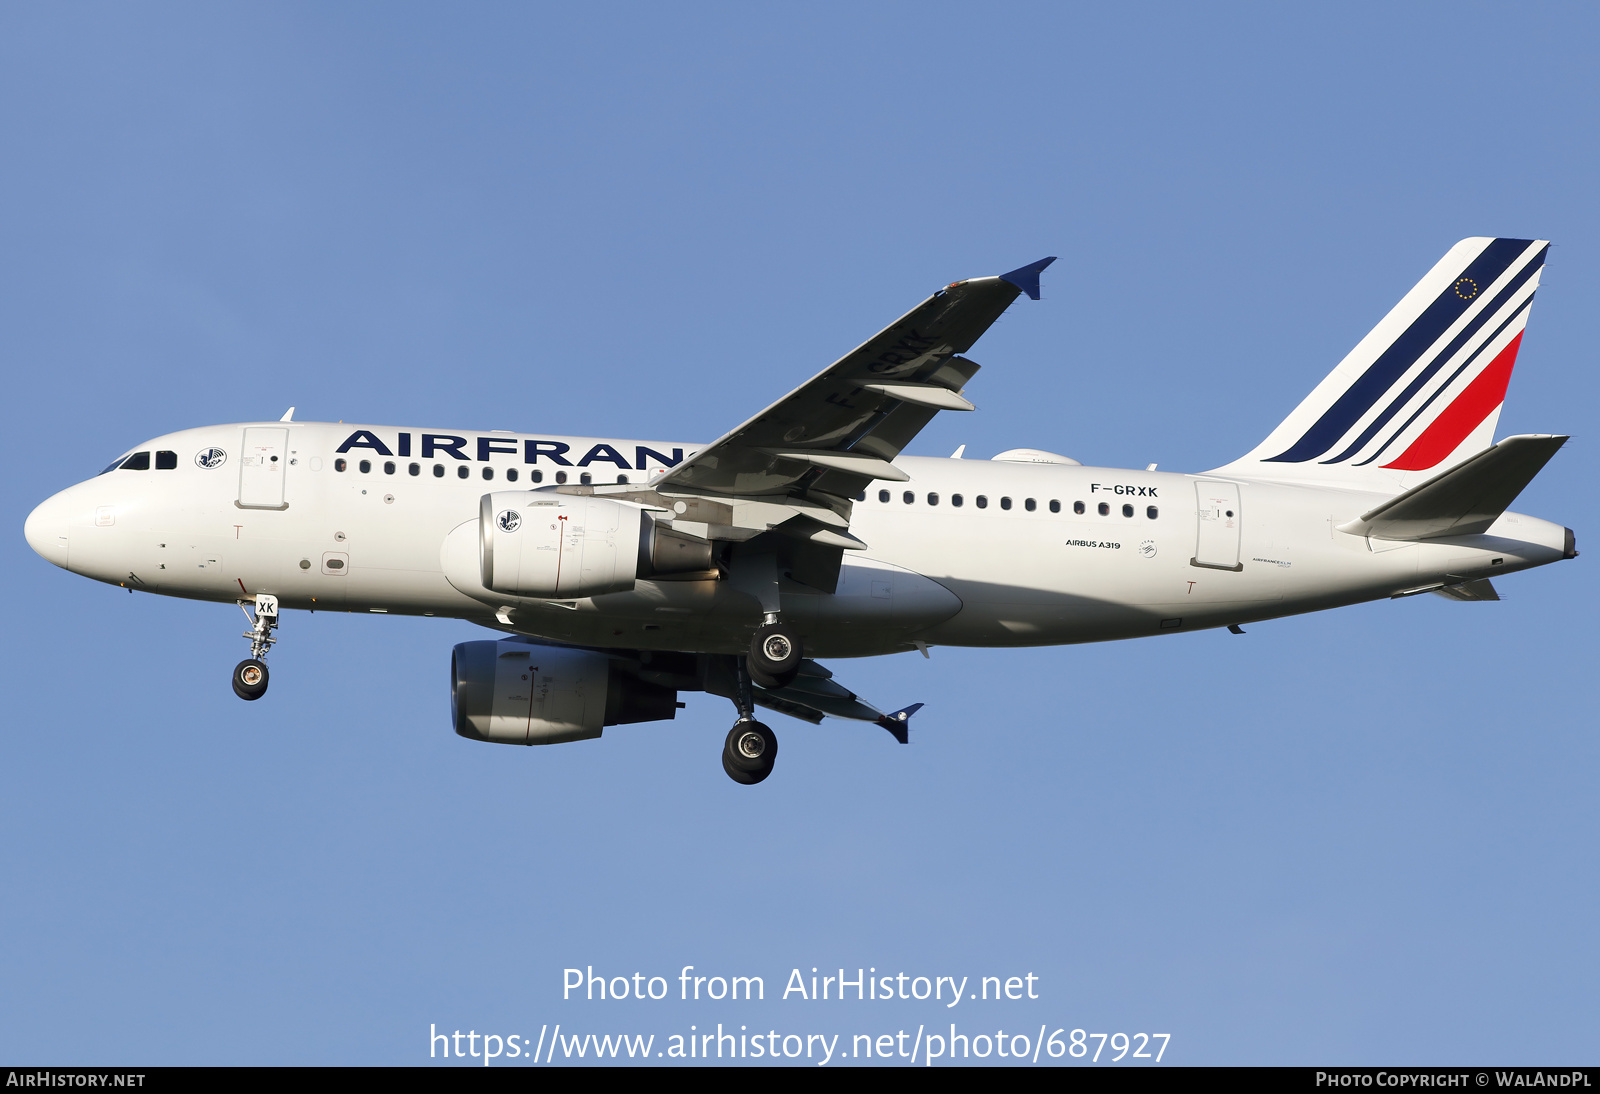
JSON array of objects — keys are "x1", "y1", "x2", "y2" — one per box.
[{"x1": 1265, "y1": 238, "x2": 1532, "y2": 464}]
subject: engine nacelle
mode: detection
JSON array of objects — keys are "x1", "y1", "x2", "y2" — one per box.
[
  {"x1": 451, "y1": 640, "x2": 680, "y2": 746},
  {"x1": 477, "y1": 492, "x2": 712, "y2": 599}
]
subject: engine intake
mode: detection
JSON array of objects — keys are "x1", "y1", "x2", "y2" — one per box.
[{"x1": 451, "y1": 640, "x2": 680, "y2": 745}]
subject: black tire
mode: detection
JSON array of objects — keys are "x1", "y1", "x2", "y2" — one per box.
[
  {"x1": 232, "y1": 658, "x2": 269, "y2": 701},
  {"x1": 722, "y1": 751, "x2": 767, "y2": 785},
  {"x1": 723, "y1": 721, "x2": 777, "y2": 778},
  {"x1": 748, "y1": 623, "x2": 801, "y2": 689}
]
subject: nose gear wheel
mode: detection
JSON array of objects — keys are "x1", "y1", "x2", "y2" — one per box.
[{"x1": 232, "y1": 658, "x2": 269, "y2": 701}]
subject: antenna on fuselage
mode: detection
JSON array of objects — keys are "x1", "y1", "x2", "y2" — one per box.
[{"x1": 279, "y1": 407, "x2": 296, "y2": 422}]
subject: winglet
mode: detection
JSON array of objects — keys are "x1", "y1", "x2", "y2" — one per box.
[
  {"x1": 875, "y1": 702, "x2": 923, "y2": 744},
  {"x1": 998, "y1": 257, "x2": 1057, "y2": 301}
]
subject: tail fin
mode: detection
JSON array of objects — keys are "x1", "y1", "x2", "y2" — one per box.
[{"x1": 1215, "y1": 237, "x2": 1549, "y2": 491}]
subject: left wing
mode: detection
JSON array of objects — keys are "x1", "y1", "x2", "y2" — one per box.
[
  {"x1": 705, "y1": 657, "x2": 925, "y2": 742},
  {"x1": 652, "y1": 258, "x2": 1055, "y2": 534}
]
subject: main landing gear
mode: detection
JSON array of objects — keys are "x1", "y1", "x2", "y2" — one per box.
[
  {"x1": 747, "y1": 619, "x2": 801, "y2": 689},
  {"x1": 723, "y1": 722, "x2": 778, "y2": 785},
  {"x1": 233, "y1": 594, "x2": 279, "y2": 701},
  {"x1": 722, "y1": 655, "x2": 778, "y2": 784}
]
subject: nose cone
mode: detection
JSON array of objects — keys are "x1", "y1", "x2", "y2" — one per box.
[{"x1": 24, "y1": 491, "x2": 71, "y2": 569}]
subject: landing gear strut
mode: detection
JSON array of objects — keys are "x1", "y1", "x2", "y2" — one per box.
[
  {"x1": 233, "y1": 594, "x2": 279, "y2": 702},
  {"x1": 723, "y1": 656, "x2": 778, "y2": 784}
]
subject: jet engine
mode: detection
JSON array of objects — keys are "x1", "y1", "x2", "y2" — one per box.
[
  {"x1": 477, "y1": 492, "x2": 712, "y2": 599},
  {"x1": 451, "y1": 640, "x2": 681, "y2": 745}
]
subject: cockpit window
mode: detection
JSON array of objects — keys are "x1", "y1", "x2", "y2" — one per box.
[
  {"x1": 155, "y1": 451, "x2": 177, "y2": 469},
  {"x1": 119, "y1": 452, "x2": 151, "y2": 471},
  {"x1": 99, "y1": 454, "x2": 132, "y2": 475}
]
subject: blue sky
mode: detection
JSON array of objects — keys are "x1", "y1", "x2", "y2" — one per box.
[{"x1": 2, "y1": 2, "x2": 1596, "y2": 1065}]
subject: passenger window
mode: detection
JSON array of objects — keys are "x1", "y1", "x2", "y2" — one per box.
[
  {"x1": 457, "y1": 466, "x2": 469, "y2": 480},
  {"x1": 506, "y1": 468, "x2": 519, "y2": 483},
  {"x1": 433, "y1": 464, "x2": 444, "y2": 478},
  {"x1": 857, "y1": 492, "x2": 867, "y2": 502},
  {"x1": 1098, "y1": 502, "x2": 1110, "y2": 516},
  {"x1": 1074, "y1": 501, "x2": 1085, "y2": 515},
  {"x1": 903, "y1": 491, "x2": 914, "y2": 504},
  {"x1": 1000, "y1": 497, "x2": 1012, "y2": 510},
  {"x1": 531, "y1": 471, "x2": 543, "y2": 483},
  {"x1": 976, "y1": 495, "x2": 988, "y2": 509},
  {"x1": 555, "y1": 471, "x2": 567, "y2": 484},
  {"x1": 1122, "y1": 503, "x2": 1134, "y2": 517},
  {"x1": 383, "y1": 461, "x2": 395, "y2": 475},
  {"x1": 952, "y1": 494, "x2": 964, "y2": 508},
  {"x1": 927, "y1": 492, "x2": 939, "y2": 506},
  {"x1": 617, "y1": 475, "x2": 628, "y2": 484},
  {"x1": 1048, "y1": 499, "x2": 1060, "y2": 513},
  {"x1": 482, "y1": 467, "x2": 494, "y2": 480},
  {"x1": 334, "y1": 458, "x2": 347, "y2": 473},
  {"x1": 879, "y1": 490, "x2": 890, "y2": 503},
  {"x1": 1025, "y1": 498, "x2": 1036, "y2": 512},
  {"x1": 408, "y1": 462, "x2": 420, "y2": 476},
  {"x1": 155, "y1": 451, "x2": 177, "y2": 470},
  {"x1": 1147, "y1": 506, "x2": 1159, "y2": 519},
  {"x1": 120, "y1": 452, "x2": 151, "y2": 471},
  {"x1": 580, "y1": 472, "x2": 592, "y2": 485},
  {"x1": 358, "y1": 460, "x2": 371, "y2": 473}
]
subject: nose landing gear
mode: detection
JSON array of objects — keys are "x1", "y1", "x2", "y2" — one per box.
[{"x1": 233, "y1": 594, "x2": 279, "y2": 701}]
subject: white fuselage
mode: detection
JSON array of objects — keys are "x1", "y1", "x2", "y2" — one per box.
[{"x1": 25, "y1": 421, "x2": 1572, "y2": 658}]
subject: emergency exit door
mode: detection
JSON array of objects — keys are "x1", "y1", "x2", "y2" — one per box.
[
  {"x1": 1192, "y1": 481, "x2": 1242, "y2": 571},
  {"x1": 238, "y1": 427, "x2": 290, "y2": 510}
]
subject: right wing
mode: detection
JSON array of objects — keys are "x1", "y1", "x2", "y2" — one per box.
[{"x1": 653, "y1": 257, "x2": 1056, "y2": 527}]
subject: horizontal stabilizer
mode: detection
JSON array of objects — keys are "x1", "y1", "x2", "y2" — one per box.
[
  {"x1": 1337, "y1": 434, "x2": 1567, "y2": 541},
  {"x1": 1430, "y1": 578, "x2": 1501, "y2": 601}
]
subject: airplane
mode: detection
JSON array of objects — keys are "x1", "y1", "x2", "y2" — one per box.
[{"x1": 23, "y1": 239, "x2": 1577, "y2": 785}]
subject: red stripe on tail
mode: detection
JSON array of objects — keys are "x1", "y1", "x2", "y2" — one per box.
[{"x1": 1382, "y1": 332, "x2": 1523, "y2": 471}]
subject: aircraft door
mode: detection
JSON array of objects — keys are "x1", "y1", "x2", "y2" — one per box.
[
  {"x1": 238, "y1": 427, "x2": 289, "y2": 510},
  {"x1": 1192, "y1": 481, "x2": 1242, "y2": 571}
]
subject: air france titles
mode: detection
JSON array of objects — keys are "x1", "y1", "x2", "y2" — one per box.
[{"x1": 334, "y1": 430, "x2": 685, "y2": 472}]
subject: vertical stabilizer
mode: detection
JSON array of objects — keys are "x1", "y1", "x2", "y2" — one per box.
[{"x1": 1213, "y1": 238, "x2": 1549, "y2": 492}]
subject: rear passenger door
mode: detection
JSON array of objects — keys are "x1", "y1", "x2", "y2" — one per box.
[{"x1": 1192, "y1": 481, "x2": 1242, "y2": 571}]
